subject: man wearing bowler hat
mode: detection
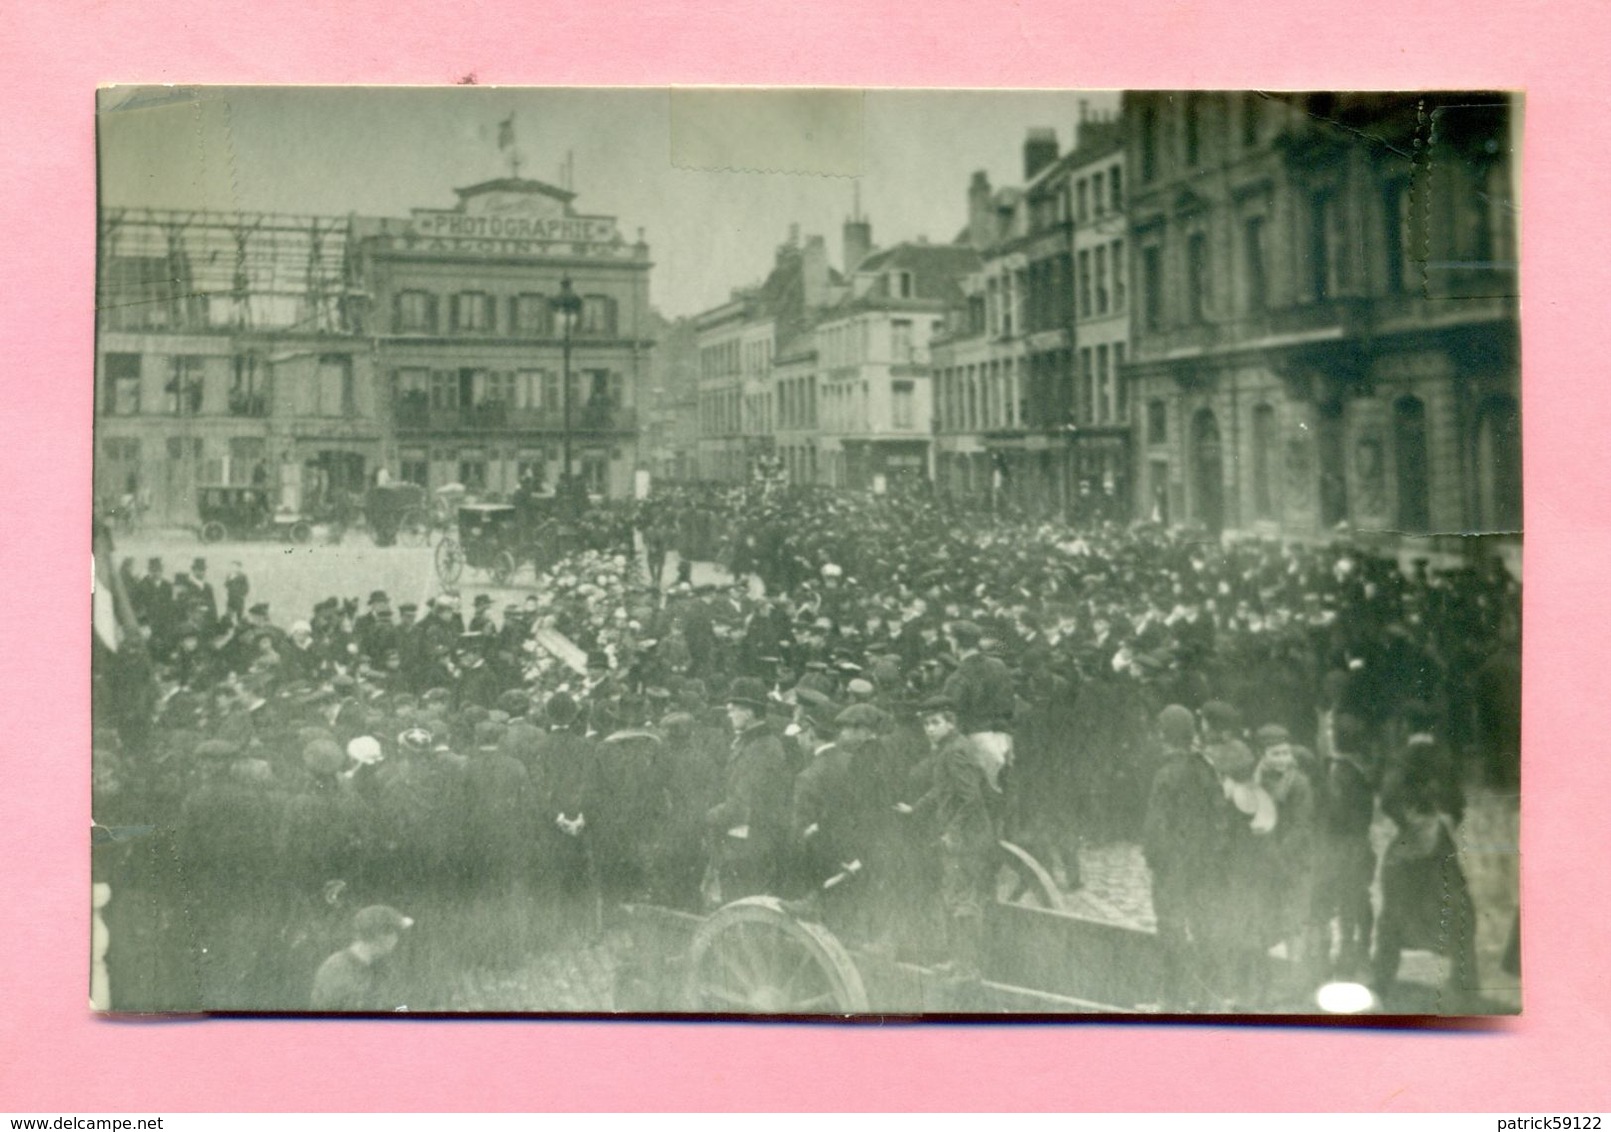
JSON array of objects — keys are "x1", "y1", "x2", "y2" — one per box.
[
  {"x1": 189, "y1": 557, "x2": 219, "y2": 627},
  {"x1": 704, "y1": 677, "x2": 790, "y2": 902}
]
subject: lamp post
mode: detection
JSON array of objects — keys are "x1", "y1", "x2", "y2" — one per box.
[{"x1": 550, "y1": 277, "x2": 583, "y2": 500}]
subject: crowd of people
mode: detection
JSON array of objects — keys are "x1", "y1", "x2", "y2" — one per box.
[{"x1": 89, "y1": 477, "x2": 1521, "y2": 1012}]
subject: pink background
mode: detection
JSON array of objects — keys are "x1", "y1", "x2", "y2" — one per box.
[{"x1": 3, "y1": 0, "x2": 1608, "y2": 1111}]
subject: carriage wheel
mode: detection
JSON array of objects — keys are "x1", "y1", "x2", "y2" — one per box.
[
  {"x1": 434, "y1": 538, "x2": 465, "y2": 585},
  {"x1": 489, "y1": 549, "x2": 517, "y2": 586},
  {"x1": 396, "y1": 508, "x2": 429, "y2": 547},
  {"x1": 289, "y1": 521, "x2": 313, "y2": 545},
  {"x1": 685, "y1": 896, "x2": 869, "y2": 1014},
  {"x1": 200, "y1": 521, "x2": 226, "y2": 544},
  {"x1": 995, "y1": 840, "x2": 1064, "y2": 910}
]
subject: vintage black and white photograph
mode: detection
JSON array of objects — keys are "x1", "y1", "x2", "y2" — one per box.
[{"x1": 90, "y1": 87, "x2": 1521, "y2": 1016}]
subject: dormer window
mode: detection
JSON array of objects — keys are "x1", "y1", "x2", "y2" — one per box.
[{"x1": 891, "y1": 270, "x2": 914, "y2": 299}]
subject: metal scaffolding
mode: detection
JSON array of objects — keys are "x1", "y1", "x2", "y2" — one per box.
[{"x1": 96, "y1": 207, "x2": 366, "y2": 335}]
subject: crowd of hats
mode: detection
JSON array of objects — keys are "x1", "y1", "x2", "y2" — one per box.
[{"x1": 90, "y1": 482, "x2": 1521, "y2": 1009}]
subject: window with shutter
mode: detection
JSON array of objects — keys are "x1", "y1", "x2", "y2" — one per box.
[{"x1": 105, "y1": 354, "x2": 142, "y2": 416}]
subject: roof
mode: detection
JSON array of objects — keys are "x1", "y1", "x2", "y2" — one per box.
[
  {"x1": 849, "y1": 243, "x2": 983, "y2": 306},
  {"x1": 1066, "y1": 118, "x2": 1125, "y2": 169},
  {"x1": 693, "y1": 237, "x2": 844, "y2": 332},
  {"x1": 452, "y1": 177, "x2": 576, "y2": 204},
  {"x1": 1025, "y1": 148, "x2": 1080, "y2": 193}
]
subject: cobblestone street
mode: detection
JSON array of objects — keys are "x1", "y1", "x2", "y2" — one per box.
[{"x1": 1064, "y1": 785, "x2": 1521, "y2": 1009}]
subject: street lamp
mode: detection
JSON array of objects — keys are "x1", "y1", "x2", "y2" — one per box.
[{"x1": 550, "y1": 277, "x2": 583, "y2": 501}]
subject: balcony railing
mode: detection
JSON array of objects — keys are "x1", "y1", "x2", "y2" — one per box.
[
  {"x1": 1134, "y1": 298, "x2": 1374, "y2": 358},
  {"x1": 394, "y1": 403, "x2": 638, "y2": 433},
  {"x1": 1135, "y1": 270, "x2": 1518, "y2": 361}
]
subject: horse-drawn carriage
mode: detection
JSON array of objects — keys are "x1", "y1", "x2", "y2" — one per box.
[
  {"x1": 363, "y1": 481, "x2": 435, "y2": 548},
  {"x1": 432, "y1": 497, "x2": 585, "y2": 587},
  {"x1": 611, "y1": 840, "x2": 1164, "y2": 1014}
]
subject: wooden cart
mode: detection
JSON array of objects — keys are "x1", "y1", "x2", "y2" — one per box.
[{"x1": 611, "y1": 840, "x2": 1163, "y2": 1014}]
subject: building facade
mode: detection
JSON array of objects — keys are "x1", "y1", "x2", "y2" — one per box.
[
  {"x1": 933, "y1": 120, "x2": 1127, "y2": 521},
  {"x1": 97, "y1": 177, "x2": 655, "y2": 527},
  {"x1": 931, "y1": 168, "x2": 1035, "y2": 512},
  {"x1": 815, "y1": 241, "x2": 978, "y2": 491},
  {"x1": 353, "y1": 177, "x2": 652, "y2": 500},
  {"x1": 1067, "y1": 120, "x2": 1132, "y2": 524},
  {"x1": 694, "y1": 230, "x2": 835, "y2": 482},
  {"x1": 695, "y1": 299, "x2": 772, "y2": 483},
  {"x1": 96, "y1": 210, "x2": 382, "y2": 525},
  {"x1": 1124, "y1": 92, "x2": 1520, "y2": 544},
  {"x1": 641, "y1": 311, "x2": 701, "y2": 483},
  {"x1": 772, "y1": 338, "x2": 820, "y2": 486}
]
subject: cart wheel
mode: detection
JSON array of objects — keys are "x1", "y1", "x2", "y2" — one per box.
[
  {"x1": 685, "y1": 896, "x2": 869, "y2": 1014},
  {"x1": 200, "y1": 521, "x2": 226, "y2": 544},
  {"x1": 397, "y1": 508, "x2": 429, "y2": 547},
  {"x1": 434, "y1": 538, "x2": 465, "y2": 585},
  {"x1": 995, "y1": 840, "x2": 1064, "y2": 910},
  {"x1": 289, "y1": 521, "x2": 313, "y2": 545},
  {"x1": 490, "y1": 549, "x2": 517, "y2": 586}
]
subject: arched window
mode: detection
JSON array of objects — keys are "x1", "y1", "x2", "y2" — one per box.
[
  {"x1": 1394, "y1": 396, "x2": 1431, "y2": 533},
  {"x1": 1252, "y1": 404, "x2": 1277, "y2": 519}
]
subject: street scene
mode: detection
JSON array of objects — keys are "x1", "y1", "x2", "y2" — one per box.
[{"x1": 91, "y1": 88, "x2": 1521, "y2": 1015}]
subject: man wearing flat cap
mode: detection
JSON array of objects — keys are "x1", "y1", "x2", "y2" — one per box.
[
  {"x1": 464, "y1": 718, "x2": 534, "y2": 904},
  {"x1": 704, "y1": 677, "x2": 791, "y2": 902},
  {"x1": 830, "y1": 700, "x2": 906, "y2": 943},
  {"x1": 1142, "y1": 703, "x2": 1233, "y2": 1010},
  {"x1": 310, "y1": 904, "x2": 413, "y2": 1011},
  {"x1": 788, "y1": 693, "x2": 853, "y2": 897},
  {"x1": 901, "y1": 695, "x2": 996, "y2": 981}
]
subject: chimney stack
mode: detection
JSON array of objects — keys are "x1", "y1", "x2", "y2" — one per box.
[
  {"x1": 1024, "y1": 127, "x2": 1060, "y2": 181},
  {"x1": 843, "y1": 182, "x2": 874, "y2": 272},
  {"x1": 843, "y1": 216, "x2": 873, "y2": 274},
  {"x1": 802, "y1": 234, "x2": 829, "y2": 308},
  {"x1": 968, "y1": 170, "x2": 994, "y2": 251}
]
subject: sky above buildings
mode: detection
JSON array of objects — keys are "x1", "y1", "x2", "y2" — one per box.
[{"x1": 97, "y1": 86, "x2": 1120, "y2": 318}]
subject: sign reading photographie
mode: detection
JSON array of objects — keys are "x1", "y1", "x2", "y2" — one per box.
[
  {"x1": 398, "y1": 208, "x2": 629, "y2": 258},
  {"x1": 411, "y1": 210, "x2": 619, "y2": 244}
]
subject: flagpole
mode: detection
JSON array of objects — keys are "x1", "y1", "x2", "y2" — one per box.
[{"x1": 498, "y1": 112, "x2": 519, "y2": 178}]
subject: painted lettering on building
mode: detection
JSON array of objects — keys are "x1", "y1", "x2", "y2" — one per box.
[{"x1": 410, "y1": 210, "x2": 619, "y2": 244}]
